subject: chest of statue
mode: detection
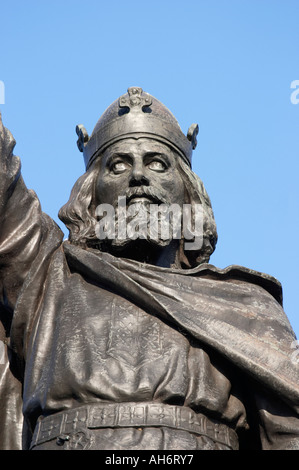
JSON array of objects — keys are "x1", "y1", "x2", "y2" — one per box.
[
  {"x1": 22, "y1": 271, "x2": 191, "y2": 416},
  {"x1": 58, "y1": 282, "x2": 187, "y2": 370}
]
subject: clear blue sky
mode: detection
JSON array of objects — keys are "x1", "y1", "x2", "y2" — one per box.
[{"x1": 1, "y1": 0, "x2": 298, "y2": 338}]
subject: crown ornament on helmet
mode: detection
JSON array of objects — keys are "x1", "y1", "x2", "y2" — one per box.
[{"x1": 76, "y1": 87, "x2": 199, "y2": 169}]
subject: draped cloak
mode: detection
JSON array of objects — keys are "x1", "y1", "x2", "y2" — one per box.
[{"x1": 0, "y1": 157, "x2": 299, "y2": 450}]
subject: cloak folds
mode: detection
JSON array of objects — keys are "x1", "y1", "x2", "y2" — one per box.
[{"x1": 62, "y1": 243, "x2": 299, "y2": 412}]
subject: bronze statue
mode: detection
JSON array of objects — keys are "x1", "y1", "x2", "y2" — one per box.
[{"x1": 0, "y1": 87, "x2": 298, "y2": 450}]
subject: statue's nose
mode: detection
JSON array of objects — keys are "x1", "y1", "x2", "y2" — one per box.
[{"x1": 129, "y1": 162, "x2": 149, "y2": 187}]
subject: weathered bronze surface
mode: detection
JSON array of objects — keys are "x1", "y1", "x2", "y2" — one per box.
[{"x1": 0, "y1": 87, "x2": 298, "y2": 450}]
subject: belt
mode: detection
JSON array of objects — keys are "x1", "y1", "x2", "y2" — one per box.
[{"x1": 30, "y1": 402, "x2": 239, "y2": 450}]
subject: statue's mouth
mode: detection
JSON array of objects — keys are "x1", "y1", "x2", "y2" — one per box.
[
  {"x1": 126, "y1": 187, "x2": 166, "y2": 206},
  {"x1": 127, "y1": 194, "x2": 158, "y2": 206}
]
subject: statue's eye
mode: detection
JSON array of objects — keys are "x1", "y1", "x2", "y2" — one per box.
[
  {"x1": 147, "y1": 160, "x2": 166, "y2": 172},
  {"x1": 111, "y1": 161, "x2": 129, "y2": 174}
]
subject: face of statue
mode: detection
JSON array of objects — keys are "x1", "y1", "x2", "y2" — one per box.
[
  {"x1": 94, "y1": 137, "x2": 185, "y2": 208},
  {"x1": 93, "y1": 138, "x2": 186, "y2": 263}
]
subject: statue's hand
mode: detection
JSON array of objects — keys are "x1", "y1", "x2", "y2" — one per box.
[{"x1": 0, "y1": 112, "x2": 19, "y2": 176}]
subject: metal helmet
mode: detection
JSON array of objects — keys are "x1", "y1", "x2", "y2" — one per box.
[{"x1": 76, "y1": 87, "x2": 199, "y2": 170}]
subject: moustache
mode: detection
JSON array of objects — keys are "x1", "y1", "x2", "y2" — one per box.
[{"x1": 124, "y1": 186, "x2": 168, "y2": 205}]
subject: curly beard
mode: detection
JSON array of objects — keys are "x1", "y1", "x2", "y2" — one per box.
[
  {"x1": 112, "y1": 201, "x2": 179, "y2": 248},
  {"x1": 95, "y1": 186, "x2": 183, "y2": 251}
]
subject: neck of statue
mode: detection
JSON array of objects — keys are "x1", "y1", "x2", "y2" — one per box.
[{"x1": 104, "y1": 240, "x2": 182, "y2": 269}]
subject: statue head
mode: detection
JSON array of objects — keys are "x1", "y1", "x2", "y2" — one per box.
[{"x1": 59, "y1": 87, "x2": 218, "y2": 268}]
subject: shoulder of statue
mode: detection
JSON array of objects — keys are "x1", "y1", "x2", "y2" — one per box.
[{"x1": 190, "y1": 263, "x2": 283, "y2": 306}]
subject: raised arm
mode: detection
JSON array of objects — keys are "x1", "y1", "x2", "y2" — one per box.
[
  {"x1": 0, "y1": 113, "x2": 64, "y2": 449},
  {"x1": 0, "y1": 113, "x2": 63, "y2": 311}
]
